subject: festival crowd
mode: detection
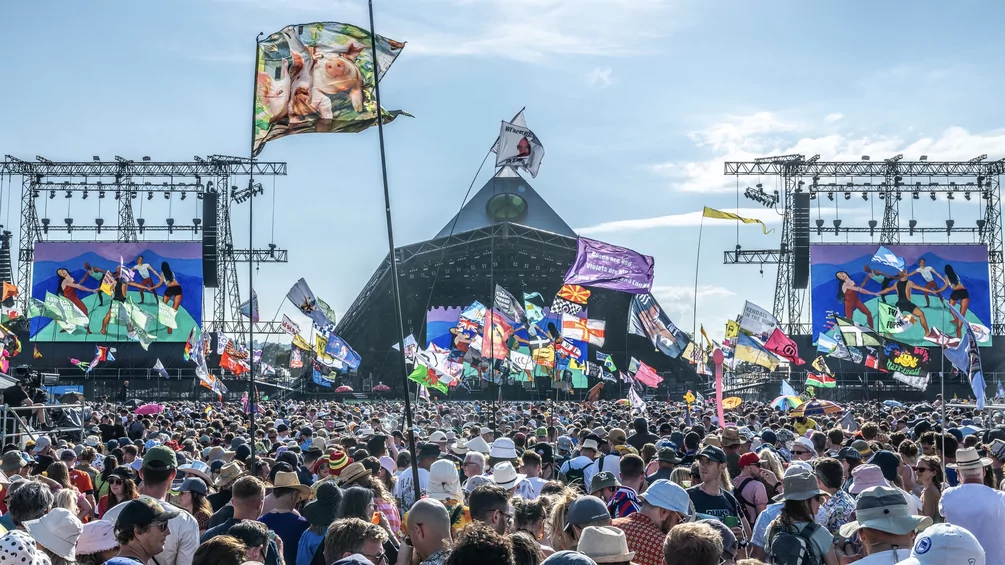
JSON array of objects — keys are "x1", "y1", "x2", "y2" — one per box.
[{"x1": 0, "y1": 393, "x2": 1002, "y2": 565}]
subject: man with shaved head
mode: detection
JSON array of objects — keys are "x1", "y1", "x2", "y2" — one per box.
[{"x1": 402, "y1": 498, "x2": 452, "y2": 565}]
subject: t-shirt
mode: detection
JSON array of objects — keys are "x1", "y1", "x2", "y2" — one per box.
[
  {"x1": 526, "y1": 477, "x2": 548, "y2": 499},
  {"x1": 940, "y1": 483, "x2": 1005, "y2": 565},
  {"x1": 917, "y1": 266, "x2": 936, "y2": 282},
  {"x1": 103, "y1": 498, "x2": 200, "y2": 565},
  {"x1": 31, "y1": 454, "x2": 53, "y2": 476},
  {"x1": 134, "y1": 263, "x2": 154, "y2": 278},
  {"x1": 686, "y1": 486, "x2": 741, "y2": 522},
  {"x1": 70, "y1": 468, "x2": 94, "y2": 495},
  {"x1": 99, "y1": 424, "x2": 117, "y2": 443},
  {"x1": 105, "y1": 557, "x2": 146, "y2": 565},
  {"x1": 201, "y1": 518, "x2": 280, "y2": 565},
  {"x1": 259, "y1": 511, "x2": 309, "y2": 565}
]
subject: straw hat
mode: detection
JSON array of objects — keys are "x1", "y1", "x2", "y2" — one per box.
[
  {"x1": 272, "y1": 470, "x2": 311, "y2": 498},
  {"x1": 577, "y1": 526, "x2": 635, "y2": 563},
  {"x1": 946, "y1": 447, "x2": 992, "y2": 469},
  {"x1": 337, "y1": 462, "x2": 370, "y2": 487},
  {"x1": 215, "y1": 462, "x2": 243, "y2": 488}
]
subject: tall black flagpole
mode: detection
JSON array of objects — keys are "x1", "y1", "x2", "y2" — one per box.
[
  {"x1": 247, "y1": 32, "x2": 263, "y2": 477},
  {"x1": 367, "y1": 0, "x2": 421, "y2": 504}
]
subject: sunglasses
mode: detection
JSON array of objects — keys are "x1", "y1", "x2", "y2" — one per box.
[
  {"x1": 912, "y1": 466, "x2": 933, "y2": 473},
  {"x1": 108, "y1": 478, "x2": 125, "y2": 485},
  {"x1": 152, "y1": 522, "x2": 169, "y2": 532},
  {"x1": 791, "y1": 450, "x2": 812, "y2": 456}
]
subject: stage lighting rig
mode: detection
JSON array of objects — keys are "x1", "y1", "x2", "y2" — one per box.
[
  {"x1": 41, "y1": 218, "x2": 50, "y2": 234},
  {"x1": 815, "y1": 218, "x2": 824, "y2": 235},
  {"x1": 946, "y1": 219, "x2": 955, "y2": 234},
  {"x1": 868, "y1": 220, "x2": 878, "y2": 236},
  {"x1": 909, "y1": 219, "x2": 917, "y2": 235},
  {"x1": 136, "y1": 218, "x2": 145, "y2": 234},
  {"x1": 832, "y1": 219, "x2": 842, "y2": 235},
  {"x1": 166, "y1": 218, "x2": 175, "y2": 234},
  {"x1": 95, "y1": 218, "x2": 104, "y2": 234},
  {"x1": 49, "y1": 190, "x2": 55, "y2": 199},
  {"x1": 192, "y1": 218, "x2": 201, "y2": 233},
  {"x1": 64, "y1": 218, "x2": 73, "y2": 233},
  {"x1": 844, "y1": 192, "x2": 851, "y2": 200}
]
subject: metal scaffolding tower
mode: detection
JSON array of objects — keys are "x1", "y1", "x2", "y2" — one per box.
[
  {"x1": 724, "y1": 155, "x2": 1005, "y2": 334},
  {"x1": 1, "y1": 155, "x2": 289, "y2": 336}
]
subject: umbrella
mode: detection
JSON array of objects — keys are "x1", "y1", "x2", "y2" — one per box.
[
  {"x1": 616, "y1": 399, "x2": 631, "y2": 406},
  {"x1": 961, "y1": 425, "x2": 985, "y2": 436},
  {"x1": 335, "y1": 385, "x2": 353, "y2": 393},
  {"x1": 135, "y1": 403, "x2": 163, "y2": 415},
  {"x1": 770, "y1": 396, "x2": 803, "y2": 411},
  {"x1": 791, "y1": 399, "x2": 843, "y2": 417},
  {"x1": 722, "y1": 397, "x2": 743, "y2": 410},
  {"x1": 59, "y1": 391, "x2": 86, "y2": 404},
  {"x1": 915, "y1": 404, "x2": 935, "y2": 413},
  {"x1": 883, "y1": 400, "x2": 903, "y2": 408},
  {"x1": 373, "y1": 384, "x2": 390, "y2": 392},
  {"x1": 124, "y1": 399, "x2": 144, "y2": 408}
]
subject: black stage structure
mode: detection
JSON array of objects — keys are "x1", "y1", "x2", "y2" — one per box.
[
  {"x1": 326, "y1": 167, "x2": 699, "y2": 400},
  {"x1": 721, "y1": 154, "x2": 1005, "y2": 402}
]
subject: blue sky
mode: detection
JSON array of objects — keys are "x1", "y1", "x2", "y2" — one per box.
[{"x1": 4, "y1": 0, "x2": 1005, "y2": 343}]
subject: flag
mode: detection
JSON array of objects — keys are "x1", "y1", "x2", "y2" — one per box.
[
  {"x1": 324, "y1": 333, "x2": 362, "y2": 369},
  {"x1": 734, "y1": 333, "x2": 782, "y2": 370},
  {"x1": 33, "y1": 345, "x2": 42, "y2": 359},
  {"x1": 945, "y1": 303, "x2": 987, "y2": 409},
  {"x1": 816, "y1": 332, "x2": 839, "y2": 354},
  {"x1": 290, "y1": 348, "x2": 303, "y2": 369},
  {"x1": 157, "y1": 301, "x2": 178, "y2": 330},
  {"x1": 292, "y1": 333, "x2": 311, "y2": 350},
  {"x1": 550, "y1": 296, "x2": 584, "y2": 316},
  {"x1": 492, "y1": 108, "x2": 526, "y2": 152},
  {"x1": 558, "y1": 284, "x2": 591, "y2": 305},
  {"x1": 561, "y1": 314, "x2": 606, "y2": 347},
  {"x1": 493, "y1": 284, "x2": 525, "y2": 323},
  {"x1": 872, "y1": 246, "x2": 906, "y2": 271},
  {"x1": 764, "y1": 328, "x2": 805, "y2": 365},
  {"x1": 391, "y1": 334, "x2": 418, "y2": 363},
  {"x1": 702, "y1": 206, "x2": 773, "y2": 234},
  {"x1": 495, "y1": 116, "x2": 545, "y2": 177},
  {"x1": 239, "y1": 290, "x2": 260, "y2": 322},
  {"x1": 781, "y1": 379, "x2": 798, "y2": 397},
  {"x1": 563, "y1": 237, "x2": 655, "y2": 293},
  {"x1": 482, "y1": 310, "x2": 513, "y2": 360},
  {"x1": 153, "y1": 359, "x2": 169, "y2": 379},
  {"x1": 1, "y1": 282, "x2": 18, "y2": 303},
  {"x1": 281, "y1": 314, "x2": 300, "y2": 336},
  {"x1": 834, "y1": 316, "x2": 885, "y2": 347},
  {"x1": 99, "y1": 271, "x2": 115, "y2": 296},
  {"x1": 603, "y1": 354, "x2": 616, "y2": 372},
  {"x1": 629, "y1": 357, "x2": 663, "y2": 387},
  {"x1": 253, "y1": 23, "x2": 408, "y2": 156},
  {"x1": 118, "y1": 257, "x2": 134, "y2": 282},
  {"x1": 286, "y1": 278, "x2": 330, "y2": 328},
  {"x1": 555, "y1": 339, "x2": 582, "y2": 359},
  {"x1": 183, "y1": 328, "x2": 198, "y2": 361},
  {"x1": 312, "y1": 366, "x2": 333, "y2": 387},
  {"x1": 524, "y1": 292, "x2": 545, "y2": 326},
  {"x1": 725, "y1": 319, "x2": 739, "y2": 340},
  {"x1": 407, "y1": 362, "x2": 448, "y2": 393},
  {"x1": 811, "y1": 355, "x2": 833, "y2": 375},
  {"x1": 806, "y1": 373, "x2": 836, "y2": 388},
  {"x1": 628, "y1": 293, "x2": 690, "y2": 359},
  {"x1": 531, "y1": 345, "x2": 555, "y2": 368},
  {"x1": 998, "y1": 380, "x2": 1005, "y2": 399},
  {"x1": 876, "y1": 302, "x2": 914, "y2": 334},
  {"x1": 740, "y1": 301, "x2": 780, "y2": 339},
  {"x1": 628, "y1": 387, "x2": 647, "y2": 414},
  {"x1": 417, "y1": 384, "x2": 430, "y2": 402}
]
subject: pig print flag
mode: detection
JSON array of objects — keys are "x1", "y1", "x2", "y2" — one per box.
[{"x1": 253, "y1": 22, "x2": 409, "y2": 156}]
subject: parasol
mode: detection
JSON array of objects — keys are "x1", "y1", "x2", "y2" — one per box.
[
  {"x1": 882, "y1": 400, "x2": 903, "y2": 408},
  {"x1": 616, "y1": 399, "x2": 631, "y2": 406},
  {"x1": 722, "y1": 397, "x2": 743, "y2": 410},
  {"x1": 770, "y1": 396, "x2": 804, "y2": 411},
  {"x1": 790, "y1": 399, "x2": 843, "y2": 417},
  {"x1": 59, "y1": 391, "x2": 86, "y2": 404},
  {"x1": 373, "y1": 384, "x2": 390, "y2": 392},
  {"x1": 123, "y1": 399, "x2": 144, "y2": 408},
  {"x1": 135, "y1": 403, "x2": 164, "y2": 415},
  {"x1": 335, "y1": 385, "x2": 353, "y2": 393}
]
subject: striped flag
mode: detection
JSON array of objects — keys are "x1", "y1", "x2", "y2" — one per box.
[{"x1": 806, "y1": 373, "x2": 836, "y2": 388}]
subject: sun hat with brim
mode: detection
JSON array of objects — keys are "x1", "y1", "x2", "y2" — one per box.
[
  {"x1": 272, "y1": 470, "x2": 311, "y2": 498},
  {"x1": 337, "y1": 462, "x2": 370, "y2": 487},
  {"x1": 773, "y1": 470, "x2": 830, "y2": 502},
  {"x1": 178, "y1": 460, "x2": 213, "y2": 483},
  {"x1": 839, "y1": 486, "x2": 932, "y2": 538},
  {"x1": 1, "y1": 451, "x2": 30, "y2": 472},
  {"x1": 638, "y1": 479, "x2": 691, "y2": 515},
  {"x1": 896, "y1": 522, "x2": 986, "y2": 565},
  {"x1": 0, "y1": 530, "x2": 51, "y2": 565},
  {"x1": 836, "y1": 447, "x2": 863, "y2": 461},
  {"x1": 75, "y1": 520, "x2": 118, "y2": 556},
  {"x1": 849, "y1": 464, "x2": 890, "y2": 494},
  {"x1": 427, "y1": 459, "x2": 463, "y2": 501},
  {"x1": 581, "y1": 438, "x2": 601, "y2": 452},
  {"x1": 577, "y1": 526, "x2": 635, "y2": 563},
  {"x1": 490, "y1": 438, "x2": 518, "y2": 459},
  {"x1": 303, "y1": 482, "x2": 342, "y2": 528},
  {"x1": 466, "y1": 436, "x2": 491, "y2": 455},
  {"x1": 24, "y1": 507, "x2": 83, "y2": 561},
  {"x1": 720, "y1": 426, "x2": 742, "y2": 447},
  {"x1": 946, "y1": 447, "x2": 993, "y2": 469},
  {"x1": 214, "y1": 462, "x2": 243, "y2": 487},
  {"x1": 449, "y1": 439, "x2": 470, "y2": 456},
  {"x1": 490, "y1": 461, "x2": 526, "y2": 489}
]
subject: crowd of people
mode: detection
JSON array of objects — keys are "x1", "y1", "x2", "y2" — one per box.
[{"x1": 0, "y1": 395, "x2": 1001, "y2": 565}]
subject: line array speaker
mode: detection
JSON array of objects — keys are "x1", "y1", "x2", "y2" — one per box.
[
  {"x1": 202, "y1": 191, "x2": 218, "y2": 288},
  {"x1": 793, "y1": 191, "x2": 811, "y2": 289}
]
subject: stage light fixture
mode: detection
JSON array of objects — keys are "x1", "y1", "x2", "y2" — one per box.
[
  {"x1": 894, "y1": 175, "x2": 903, "y2": 186},
  {"x1": 95, "y1": 218, "x2": 104, "y2": 234},
  {"x1": 947, "y1": 192, "x2": 955, "y2": 200},
  {"x1": 92, "y1": 156, "x2": 100, "y2": 161},
  {"x1": 978, "y1": 175, "x2": 986, "y2": 187},
  {"x1": 946, "y1": 219, "x2": 955, "y2": 234},
  {"x1": 862, "y1": 155, "x2": 870, "y2": 160},
  {"x1": 142, "y1": 156, "x2": 151, "y2": 161},
  {"x1": 64, "y1": 190, "x2": 71, "y2": 198},
  {"x1": 81, "y1": 190, "x2": 88, "y2": 200},
  {"x1": 930, "y1": 192, "x2": 937, "y2": 201},
  {"x1": 844, "y1": 192, "x2": 851, "y2": 200},
  {"x1": 98, "y1": 190, "x2": 105, "y2": 198},
  {"x1": 896, "y1": 191, "x2": 902, "y2": 201},
  {"x1": 166, "y1": 218, "x2": 175, "y2": 234},
  {"x1": 827, "y1": 193, "x2": 834, "y2": 201},
  {"x1": 137, "y1": 218, "x2": 145, "y2": 234},
  {"x1": 965, "y1": 192, "x2": 971, "y2": 201},
  {"x1": 64, "y1": 218, "x2": 73, "y2": 233},
  {"x1": 815, "y1": 218, "x2": 825, "y2": 235},
  {"x1": 163, "y1": 191, "x2": 170, "y2": 200},
  {"x1": 49, "y1": 190, "x2": 55, "y2": 199},
  {"x1": 147, "y1": 191, "x2": 154, "y2": 200},
  {"x1": 41, "y1": 218, "x2": 50, "y2": 234},
  {"x1": 180, "y1": 192, "x2": 187, "y2": 200},
  {"x1": 31, "y1": 190, "x2": 39, "y2": 198},
  {"x1": 192, "y1": 218, "x2": 201, "y2": 233},
  {"x1": 977, "y1": 219, "x2": 987, "y2": 234},
  {"x1": 868, "y1": 219, "x2": 878, "y2": 236},
  {"x1": 920, "y1": 155, "x2": 928, "y2": 161},
  {"x1": 909, "y1": 219, "x2": 917, "y2": 235},
  {"x1": 114, "y1": 191, "x2": 121, "y2": 200},
  {"x1": 862, "y1": 192, "x2": 868, "y2": 201},
  {"x1": 913, "y1": 190, "x2": 920, "y2": 200}
]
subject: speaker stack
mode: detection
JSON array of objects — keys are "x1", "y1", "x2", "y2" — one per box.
[
  {"x1": 202, "y1": 191, "x2": 218, "y2": 288},
  {"x1": 792, "y1": 192, "x2": 811, "y2": 289}
]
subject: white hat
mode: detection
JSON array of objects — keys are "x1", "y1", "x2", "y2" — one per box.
[
  {"x1": 578, "y1": 526, "x2": 635, "y2": 563},
  {"x1": 490, "y1": 438, "x2": 517, "y2": 459},
  {"x1": 793, "y1": 437, "x2": 815, "y2": 454},
  {"x1": 897, "y1": 523, "x2": 985, "y2": 565},
  {"x1": 946, "y1": 447, "x2": 992, "y2": 469},
  {"x1": 449, "y1": 439, "x2": 470, "y2": 456},
  {"x1": 23, "y1": 508, "x2": 83, "y2": 560},
  {"x1": 581, "y1": 438, "x2": 600, "y2": 451},
  {"x1": 76, "y1": 520, "x2": 119, "y2": 555},
  {"x1": 31, "y1": 436, "x2": 51, "y2": 453},
  {"x1": 429, "y1": 431, "x2": 448, "y2": 443},
  {"x1": 466, "y1": 436, "x2": 491, "y2": 455},
  {"x1": 490, "y1": 461, "x2": 527, "y2": 489},
  {"x1": 0, "y1": 531, "x2": 50, "y2": 565},
  {"x1": 427, "y1": 459, "x2": 463, "y2": 501}
]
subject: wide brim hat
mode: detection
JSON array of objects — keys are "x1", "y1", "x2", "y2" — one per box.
[
  {"x1": 272, "y1": 470, "x2": 311, "y2": 498},
  {"x1": 450, "y1": 439, "x2": 470, "y2": 456},
  {"x1": 337, "y1": 462, "x2": 370, "y2": 487},
  {"x1": 178, "y1": 461, "x2": 212, "y2": 483},
  {"x1": 466, "y1": 436, "x2": 491, "y2": 454},
  {"x1": 577, "y1": 526, "x2": 635, "y2": 563},
  {"x1": 490, "y1": 461, "x2": 526, "y2": 489},
  {"x1": 946, "y1": 447, "x2": 993, "y2": 469},
  {"x1": 839, "y1": 486, "x2": 932, "y2": 538},
  {"x1": 214, "y1": 462, "x2": 243, "y2": 487},
  {"x1": 24, "y1": 508, "x2": 82, "y2": 561}
]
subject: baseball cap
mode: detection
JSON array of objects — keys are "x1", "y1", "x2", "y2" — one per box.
[
  {"x1": 31, "y1": 436, "x2": 51, "y2": 453},
  {"x1": 696, "y1": 445, "x2": 726, "y2": 464},
  {"x1": 638, "y1": 479, "x2": 691, "y2": 515},
  {"x1": 738, "y1": 452, "x2": 760, "y2": 467},
  {"x1": 113, "y1": 496, "x2": 180, "y2": 534},
  {"x1": 837, "y1": 446, "x2": 863, "y2": 461},
  {"x1": 564, "y1": 496, "x2": 610, "y2": 532},
  {"x1": 533, "y1": 443, "x2": 554, "y2": 464},
  {"x1": 557, "y1": 436, "x2": 574, "y2": 453},
  {"x1": 143, "y1": 446, "x2": 178, "y2": 470},
  {"x1": 897, "y1": 523, "x2": 985, "y2": 565},
  {"x1": 698, "y1": 519, "x2": 737, "y2": 560}
]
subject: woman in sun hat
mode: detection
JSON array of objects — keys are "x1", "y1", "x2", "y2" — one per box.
[
  {"x1": 23, "y1": 507, "x2": 84, "y2": 565},
  {"x1": 339, "y1": 459, "x2": 402, "y2": 535},
  {"x1": 298, "y1": 481, "x2": 343, "y2": 565},
  {"x1": 74, "y1": 520, "x2": 119, "y2": 565},
  {"x1": 762, "y1": 469, "x2": 836, "y2": 564}
]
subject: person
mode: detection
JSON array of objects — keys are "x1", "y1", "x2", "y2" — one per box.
[
  {"x1": 322, "y1": 518, "x2": 389, "y2": 565},
  {"x1": 443, "y1": 523, "x2": 513, "y2": 565},
  {"x1": 100, "y1": 268, "x2": 149, "y2": 335},
  {"x1": 174, "y1": 478, "x2": 212, "y2": 533},
  {"x1": 98, "y1": 466, "x2": 139, "y2": 519},
  {"x1": 55, "y1": 268, "x2": 96, "y2": 328},
  {"x1": 395, "y1": 445, "x2": 435, "y2": 514},
  {"x1": 697, "y1": 519, "x2": 738, "y2": 565},
  {"x1": 190, "y1": 536, "x2": 245, "y2": 565},
  {"x1": 297, "y1": 482, "x2": 341, "y2": 565},
  {"x1": 662, "y1": 522, "x2": 723, "y2": 565},
  {"x1": 400, "y1": 499, "x2": 452, "y2": 565},
  {"x1": 895, "y1": 523, "x2": 985, "y2": 565},
  {"x1": 837, "y1": 486, "x2": 932, "y2": 564},
  {"x1": 687, "y1": 445, "x2": 746, "y2": 543},
  {"x1": 911, "y1": 259, "x2": 944, "y2": 308},
  {"x1": 813, "y1": 457, "x2": 855, "y2": 538},
  {"x1": 80, "y1": 262, "x2": 108, "y2": 306},
  {"x1": 835, "y1": 271, "x2": 874, "y2": 328},
  {"x1": 102, "y1": 446, "x2": 201, "y2": 565},
  {"x1": 644, "y1": 447, "x2": 679, "y2": 484},
  {"x1": 938, "y1": 447, "x2": 1005, "y2": 564},
  {"x1": 131, "y1": 256, "x2": 161, "y2": 304},
  {"x1": 75, "y1": 520, "x2": 121, "y2": 565},
  {"x1": 154, "y1": 263, "x2": 182, "y2": 334},
  {"x1": 606, "y1": 454, "x2": 644, "y2": 518},
  {"x1": 762, "y1": 470, "x2": 837, "y2": 565},
  {"x1": 334, "y1": 486, "x2": 398, "y2": 565},
  {"x1": 733, "y1": 452, "x2": 768, "y2": 527},
  {"x1": 611, "y1": 480, "x2": 690, "y2": 565},
  {"x1": 864, "y1": 269, "x2": 939, "y2": 336},
  {"x1": 0, "y1": 530, "x2": 52, "y2": 565},
  {"x1": 23, "y1": 507, "x2": 83, "y2": 565},
  {"x1": 225, "y1": 521, "x2": 271, "y2": 565},
  {"x1": 626, "y1": 418, "x2": 658, "y2": 452},
  {"x1": 512, "y1": 498, "x2": 552, "y2": 556},
  {"x1": 200, "y1": 477, "x2": 280, "y2": 565},
  {"x1": 943, "y1": 264, "x2": 971, "y2": 337},
  {"x1": 419, "y1": 459, "x2": 470, "y2": 537},
  {"x1": 106, "y1": 496, "x2": 179, "y2": 565},
  {"x1": 520, "y1": 451, "x2": 548, "y2": 499},
  {"x1": 468, "y1": 484, "x2": 512, "y2": 535},
  {"x1": 913, "y1": 454, "x2": 943, "y2": 523},
  {"x1": 257, "y1": 471, "x2": 309, "y2": 565}
]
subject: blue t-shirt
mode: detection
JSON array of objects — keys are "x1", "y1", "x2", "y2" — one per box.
[
  {"x1": 259, "y1": 511, "x2": 309, "y2": 565},
  {"x1": 298, "y1": 530, "x2": 325, "y2": 565},
  {"x1": 105, "y1": 558, "x2": 145, "y2": 565}
]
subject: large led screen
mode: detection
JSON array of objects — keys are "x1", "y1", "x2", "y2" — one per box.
[
  {"x1": 31, "y1": 242, "x2": 202, "y2": 342},
  {"x1": 811, "y1": 244, "x2": 991, "y2": 347}
]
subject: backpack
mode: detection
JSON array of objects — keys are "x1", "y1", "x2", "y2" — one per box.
[
  {"x1": 562, "y1": 461, "x2": 589, "y2": 489},
  {"x1": 733, "y1": 478, "x2": 759, "y2": 524},
  {"x1": 767, "y1": 522, "x2": 823, "y2": 565}
]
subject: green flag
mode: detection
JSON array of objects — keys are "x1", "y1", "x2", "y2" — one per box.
[{"x1": 407, "y1": 362, "x2": 448, "y2": 394}]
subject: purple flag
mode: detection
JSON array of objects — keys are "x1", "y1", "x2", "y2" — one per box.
[{"x1": 564, "y1": 237, "x2": 654, "y2": 293}]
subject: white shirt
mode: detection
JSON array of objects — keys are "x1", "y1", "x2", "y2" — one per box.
[
  {"x1": 584, "y1": 454, "x2": 621, "y2": 493},
  {"x1": 394, "y1": 467, "x2": 429, "y2": 512},
  {"x1": 940, "y1": 483, "x2": 1005, "y2": 565},
  {"x1": 103, "y1": 497, "x2": 200, "y2": 565},
  {"x1": 855, "y1": 549, "x2": 907, "y2": 564},
  {"x1": 133, "y1": 263, "x2": 154, "y2": 278},
  {"x1": 526, "y1": 477, "x2": 548, "y2": 499},
  {"x1": 917, "y1": 266, "x2": 936, "y2": 282}
]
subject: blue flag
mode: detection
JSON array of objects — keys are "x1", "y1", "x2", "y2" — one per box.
[
  {"x1": 324, "y1": 333, "x2": 362, "y2": 370},
  {"x1": 312, "y1": 367, "x2": 332, "y2": 387},
  {"x1": 872, "y1": 246, "x2": 906, "y2": 271},
  {"x1": 945, "y1": 303, "x2": 987, "y2": 409}
]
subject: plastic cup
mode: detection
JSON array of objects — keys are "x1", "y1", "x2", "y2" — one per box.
[{"x1": 723, "y1": 516, "x2": 739, "y2": 528}]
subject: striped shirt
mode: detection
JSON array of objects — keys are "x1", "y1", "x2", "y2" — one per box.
[{"x1": 607, "y1": 485, "x2": 642, "y2": 518}]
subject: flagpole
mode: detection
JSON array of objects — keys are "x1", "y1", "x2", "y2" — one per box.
[
  {"x1": 247, "y1": 32, "x2": 263, "y2": 477},
  {"x1": 692, "y1": 215, "x2": 705, "y2": 380},
  {"x1": 367, "y1": 0, "x2": 420, "y2": 503}
]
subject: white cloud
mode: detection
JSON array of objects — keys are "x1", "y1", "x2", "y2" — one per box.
[
  {"x1": 577, "y1": 207, "x2": 780, "y2": 235},
  {"x1": 587, "y1": 67, "x2": 613, "y2": 88},
  {"x1": 824, "y1": 113, "x2": 844, "y2": 123},
  {"x1": 651, "y1": 284, "x2": 737, "y2": 317},
  {"x1": 662, "y1": 112, "x2": 1005, "y2": 194}
]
